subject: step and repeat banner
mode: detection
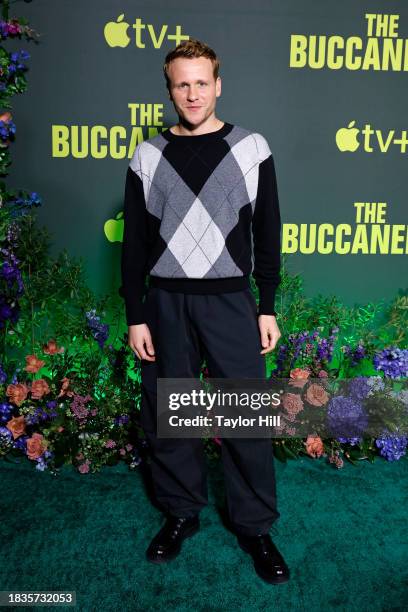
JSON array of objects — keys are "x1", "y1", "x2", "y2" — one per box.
[{"x1": 8, "y1": 0, "x2": 407, "y2": 308}]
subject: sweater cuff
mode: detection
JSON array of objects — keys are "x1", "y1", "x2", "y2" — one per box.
[
  {"x1": 257, "y1": 284, "x2": 277, "y2": 316},
  {"x1": 119, "y1": 285, "x2": 146, "y2": 326}
]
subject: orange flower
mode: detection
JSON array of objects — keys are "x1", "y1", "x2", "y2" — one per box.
[
  {"x1": 25, "y1": 354, "x2": 45, "y2": 373},
  {"x1": 0, "y1": 111, "x2": 12, "y2": 123},
  {"x1": 26, "y1": 433, "x2": 48, "y2": 460},
  {"x1": 6, "y1": 415, "x2": 26, "y2": 439},
  {"x1": 6, "y1": 383, "x2": 29, "y2": 406},
  {"x1": 30, "y1": 379, "x2": 50, "y2": 400},
  {"x1": 305, "y1": 383, "x2": 329, "y2": 407},
  {"x1": 289, "y1": 368, "x2": 310, "y2": 388},
  {"x1": 43, "y1": 339, "x2": 64, "y2": 355},
  {"x1": 305, "y1": 435, "x2": 324, "y2": 458},
  {"x1": 57, "y1": 377, "x2": 74, "y2": 398}
]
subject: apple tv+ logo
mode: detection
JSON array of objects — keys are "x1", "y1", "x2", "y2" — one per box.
[
  {"x1": 336, "y1": 121, "x2": 408, "y2": 154},
  {"x1": 103, "y1": 14, "x2": 189, "y2": 49}
]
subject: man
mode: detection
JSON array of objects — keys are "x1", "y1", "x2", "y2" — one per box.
[{"x1": 120, "y1": 37, "x2": 290, "y2": 585}]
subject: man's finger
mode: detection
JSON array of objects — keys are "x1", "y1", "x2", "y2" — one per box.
[
  {"x1": 137, "y1": 342, "x2": 156, "y2": 361},
  {"x1": 145, "y1": 340, "x2": 155, "y2": 356}
]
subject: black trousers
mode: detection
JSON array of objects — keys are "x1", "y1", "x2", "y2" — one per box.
[{"x1": 140, "y1": 286, "x2": 280, "y2": 537}]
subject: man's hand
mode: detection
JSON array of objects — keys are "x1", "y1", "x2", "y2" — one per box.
[
  {"x1": 128, "y1": 323, "x2": 156, "y2": 361},
  {"x1": 258, "y1": 314, "x2": 281, "y2": 355}
]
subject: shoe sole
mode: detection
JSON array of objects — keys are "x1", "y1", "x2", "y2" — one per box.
[
  {"x1": 238, "y1": 540, "x2": 290, "y2": 584},
  {"x1": 146, "y1": 522, "x2": 200, "y2": 564}
]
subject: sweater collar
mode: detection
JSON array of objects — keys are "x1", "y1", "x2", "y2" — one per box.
[{"x1": 162, "y1": 121, "x2": 233, "y2": 143}]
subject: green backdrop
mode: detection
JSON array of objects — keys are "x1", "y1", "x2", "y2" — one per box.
[{"x1": 6, "y1": 0, "x2": 407, "y2": 308}]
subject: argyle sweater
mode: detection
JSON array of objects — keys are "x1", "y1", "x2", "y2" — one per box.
[{"x1": 119, "y1": 122, "x2": 281, "y2": 325}]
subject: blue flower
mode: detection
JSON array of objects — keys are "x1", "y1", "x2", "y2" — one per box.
[
  {"x1": 13, "y1": 435, "x2": 28, "y2": 451},
  {"x1": 85, "y1": 309, "x2": 109, "y2": 349},
  {"x1": 375, "y1": 429, "x2": 407, "y2": 461},
  {"x1": 0, "y1": 426, "x2": 13, "y2": 451},
  {"x1": 373, "y1": 347, "x2": 408, "y2": 379},
  {"x1": 0, "y1": 402, "x2": 13, "y2": 423},
  {"x1": 0, "y1": 364, "x2": 7, "y2": 384},
  {"x1": 327, "y1": 395, "x2": 368, "y2": 439},
  {"x1": 348, "y1": 377, "x2": 372, "y2": 401},
  {"x1": 336, "y1": 436, "x2": 362, "y2": 446}
]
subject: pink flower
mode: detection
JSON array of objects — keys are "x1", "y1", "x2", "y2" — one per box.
[
  {"x1": 6, "y1": 383, "x2": 29, "y2": 406},
  {"x1": 329, "y1": 451, "x2": 344, "y2": 469},
  {"x1": 43, "y1": 338, "x2": 64, "y2": 355},
  {"x1": 24, "y1": 354, "x2": 45, "y2": 374},
  {"x1": 7, "y1": 21, "x2": 22, "y2": 35},
  {"x1": 318, "y1": 370, "x2": 328, "y2": 378},
  {"x1": 125, "y1": 444, "x2": 133, "y2": 451},
  {"x1": 305, "y1": 435, "x2": 324, "y2": 458},
  {"x1": 305, "y1": 383, "x2": 329, "y2": 407},
  {"x1": 288, "y1": 368, "x2": 310, "y2": 388},
  {"x1": 105, "y1": 439, "x2": 116, "y2": 448},
  {"x1": 26, "y1": 432, "x2": 48, "y2": 460},
  {"x1": 30, "y1": 379, "x2": 50, "y2": 400},
  {"x1": 120, "y1": 448, "x2": 126, "y2": 456},
  {"x1": 78, "y1": 463, "x2": 90, "y2": 474},
  {"x1": 282, "y1": 392, "x2": 304, "y2": 415}
]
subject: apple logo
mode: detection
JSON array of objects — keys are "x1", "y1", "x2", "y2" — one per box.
[
  {"x1": 335, "y1": 120, "x2": 360, "y2": 152},
  {"x1": 104, "y1": 211, "x2": 124, "y2": 243},
  {"x1": 104, "y1": 14, "x2": 130, "y2": 48}
]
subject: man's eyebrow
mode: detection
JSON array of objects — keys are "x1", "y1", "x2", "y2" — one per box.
[{"x1": 175, "y1": 79, "x2": 209, "y2": 85}]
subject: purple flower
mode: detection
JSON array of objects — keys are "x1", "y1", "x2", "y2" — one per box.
[
  {"x1": 70, "y1": 394, "x2": 92, "y2": 423},
  {"x1": 0, "y1": 295, "x2": 21, "y2": 329},
  {"x1": 13, "y1": 434, "x2": 28, "y2": 451},
  {"x1": 344, "y1": 342, "x2": 366, "y2": 366},
  {"x1": 0, "y1": 426, "x2": 13, "y2": 452},
  {"x1": 85, "y1": 309, "x2": 109, "y2": 349},
  {"x1": 348, "y1": 377, "x2": 372, "y2": 401},
  {"x1": 336, "y1": 436, "x2": 362, "y2": 446},
  {"x1": 373, "y1": 347, "x2": 408, "y2": 379},
  {"x1": 0, "y1": 364, "x2": 7, "y2": 384},
  {"x1": 115, "y1": 414, "x2": 130, "y2": 426},
  {"x1": 35, "y1": 450, "x2": 54, "y2": 471},
  {"x1": 375, "y1": 429, "x2": 407, "y2": 461},
  {"x1": 327, "y1": 395, "x2": 368, "y2": 439},
  {"x1": 0, "y1": 402, "x2": 13, "y2": 424},
  {"x1": 0, "y1": 119, "x2": 16, "y2": 141},
  {"x1": 366, "y1": 376, "x2": 385, "y2": 393}
]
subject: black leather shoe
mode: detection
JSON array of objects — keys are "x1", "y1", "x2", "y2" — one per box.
[
  {"x1": 237, "y1": 533, "x2": 290, "y2": 584},
  {"x1": 146, "y1": 515, "x2": 200, "y2": 564}
]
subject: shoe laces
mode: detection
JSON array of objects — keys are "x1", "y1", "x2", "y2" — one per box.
[{"x1": 166, "y1": 516, "x2": 190, "y2": 534}]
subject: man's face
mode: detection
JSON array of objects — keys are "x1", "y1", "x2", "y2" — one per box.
[{"x1": 167, "y1": 56, "x2": 221, "y2": 128}]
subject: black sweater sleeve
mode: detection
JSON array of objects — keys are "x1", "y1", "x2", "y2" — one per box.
[
  {"x1": 119, "y1": 163, "x2": 149, "y2": 326},
  {"x1": 251, "y1": 152, "x2": 282, "y2": 316}
]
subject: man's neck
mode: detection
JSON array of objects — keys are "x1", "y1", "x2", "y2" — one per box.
[{"x1": 170, "y1": 118, "x2": 225, "y2": 137}]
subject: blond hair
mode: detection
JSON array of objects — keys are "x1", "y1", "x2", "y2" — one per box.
[{"x1": 163, "y1": 37, "x2": 220, "y2": 89}]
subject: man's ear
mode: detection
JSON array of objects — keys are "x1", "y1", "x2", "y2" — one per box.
[{"x1": 216, "y1": 76, "x2": 222, "y2": 98}]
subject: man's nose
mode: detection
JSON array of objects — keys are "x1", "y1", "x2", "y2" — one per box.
[{"x1": 187, "y1": 87, "x2": 199, "y2": 100}]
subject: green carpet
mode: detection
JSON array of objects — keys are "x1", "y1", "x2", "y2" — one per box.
[{"x1": 1, "y1": 452, "x2": 407, "y2": 612}]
